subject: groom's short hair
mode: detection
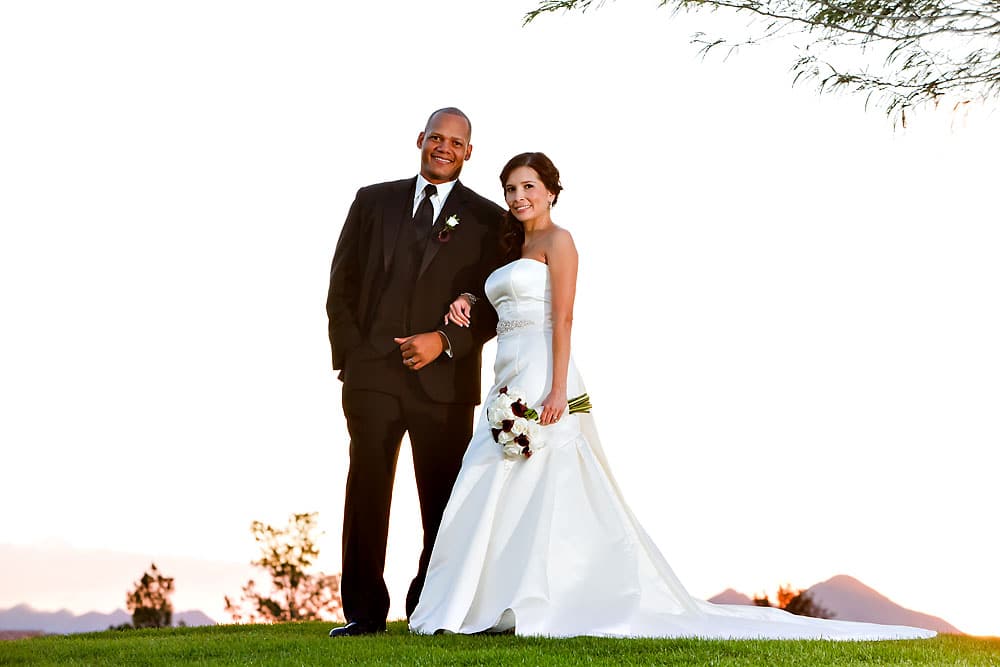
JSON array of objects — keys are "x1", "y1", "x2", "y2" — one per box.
[{"x1": 425, "y1": 107, "x2": 472, "y2": 139}]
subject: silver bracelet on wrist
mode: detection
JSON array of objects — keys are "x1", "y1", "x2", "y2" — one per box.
[{"x1": 460, "y1": 292, "x2": 479, "y2": 305}]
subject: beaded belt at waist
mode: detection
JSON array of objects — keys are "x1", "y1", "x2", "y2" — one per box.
[{"x1": 496, "y1": 319, "x2": 538, "y2": 335}]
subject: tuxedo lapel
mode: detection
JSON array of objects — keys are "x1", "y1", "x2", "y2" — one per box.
[
  {"x1": 417, "y1": 181, "x2": 468, "y2": 279},
  {"x1": 382, "y1": 178, "x2": 416, "y2": 273}
]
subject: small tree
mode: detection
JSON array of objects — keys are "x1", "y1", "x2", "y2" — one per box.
[
  {"x1": 224, "y1": 512, "x2": 343, "y2": 623},
  {"x1": 753, "y1": 583, "x2": 835, "y2": 618},
  {"x1": 126, "y1": 563, "x2": 175, "y2": 628}
]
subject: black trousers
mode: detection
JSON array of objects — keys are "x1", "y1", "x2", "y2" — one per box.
[{"x1": 339, "y1": 386, "x2": 474, "y2": 624}]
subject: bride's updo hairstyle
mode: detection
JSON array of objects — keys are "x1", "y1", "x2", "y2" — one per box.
[{"x1": 498, "y1": 151, "x2": 564, "y2": 260}]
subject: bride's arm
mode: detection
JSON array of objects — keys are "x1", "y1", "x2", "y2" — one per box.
[
  {"x1": 444, "y1": 293, "x2": 476, "y2": 327},
  {"x1": 539, "y1": 229, "x2": 578, "y2": 426}
]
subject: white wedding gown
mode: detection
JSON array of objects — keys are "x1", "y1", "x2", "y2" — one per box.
[{"x1": 409, "y1": 258, "x2": 934, "y2": 640}]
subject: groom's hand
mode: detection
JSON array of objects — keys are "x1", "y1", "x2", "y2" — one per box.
[{"x1": 394, "y1": 333, "x2": 444, "y2": 371}]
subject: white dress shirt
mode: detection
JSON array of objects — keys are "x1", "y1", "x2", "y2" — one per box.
[
  {"x1": 412, "y1": 175, "x2": 459, "y2": 357},
  {"x1": 413, "y1": 174, "x2": 457, "y2": 223}
]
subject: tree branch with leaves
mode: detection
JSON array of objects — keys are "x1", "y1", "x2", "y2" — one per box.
[{"x1": 525, "y1": 0, "x2": 1000, "y2": 122}]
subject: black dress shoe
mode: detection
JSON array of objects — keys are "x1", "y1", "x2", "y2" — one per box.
[{"x1": 328, "y1": 621, "x2": 386, "y2": 638}]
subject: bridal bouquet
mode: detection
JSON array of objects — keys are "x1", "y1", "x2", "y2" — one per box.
[{"x1": 487, "y1": 386, "x2": 592, "y2": 459}]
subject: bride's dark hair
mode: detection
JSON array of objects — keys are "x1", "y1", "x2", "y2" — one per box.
[{"x1": 498, "y1": 152, "x2": 564, "y2": 260}]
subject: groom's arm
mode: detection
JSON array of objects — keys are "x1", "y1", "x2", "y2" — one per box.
[
  {"x1": 326, "y1": 189, "x2": 368, "y2": 370},
  {"x1": 417, "y1": 288, "x2": 494, "y2": 364}
]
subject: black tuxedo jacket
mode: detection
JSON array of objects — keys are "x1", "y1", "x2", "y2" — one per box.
[{"x1": 327, "y1": 177, "x2": 507, "y2": 404}]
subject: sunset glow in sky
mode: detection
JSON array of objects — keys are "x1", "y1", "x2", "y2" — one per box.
[{"x1": 2, "y1": 0, "x2": 998, "y2": 637}]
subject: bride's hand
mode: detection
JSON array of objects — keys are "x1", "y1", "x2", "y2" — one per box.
[
  {"x1": 539, "y1": 388, "x2": 567, "y2": 426},
  {"x1": 443, "y1": 294, "x2": 474, "y2": 327}
]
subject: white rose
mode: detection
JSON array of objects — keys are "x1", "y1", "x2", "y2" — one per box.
[
  {"x1": 506, "y1": 387, "x2": 527, "y2": 403},
  {"x1": 494, "y1": 394, "x2": 516, "y2": 421},
  {"x1": 497, "y1": 429, "x2": 516, "y2": 444},
  {"x1": 526, "y1": 421, "x2": 544, "y2": 449},
  {"x1": 502, "y1": 443, "x2": 522, "y2": 458},
  {"x1": 510, "y1": 417, "x2": 530, "y2": 436},
  {"x1": 488, "y1": 393, "x2": 515, "y2": 425}
]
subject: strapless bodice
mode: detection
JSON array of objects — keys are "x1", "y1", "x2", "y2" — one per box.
[{"x1": 485, "y1": 258, "x2": 550, "y2": 336}]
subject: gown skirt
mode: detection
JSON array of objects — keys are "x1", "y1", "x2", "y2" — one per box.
[{"x1": 409, "y1": 259, "x2": 934, "y2": 640}]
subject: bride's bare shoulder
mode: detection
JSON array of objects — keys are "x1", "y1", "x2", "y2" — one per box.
[{"x1": 545, "y1": 226, "x2": 577, "y2": 260}]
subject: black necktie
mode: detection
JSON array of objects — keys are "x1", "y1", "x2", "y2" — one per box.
[{"x1": 413, "y1": 183, "x2": 437, "y2": 238}]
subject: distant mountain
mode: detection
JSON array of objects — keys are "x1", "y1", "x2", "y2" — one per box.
[
  {"x1": 708, "y1": 588, "x2": 754, "y2": 606},
  {"x1": 0, "y1": 604, "x2": 215, "y2": 634},
  {"x1": 806, "y1": 575, "x2": 960, "y2": 634},
  {"x1": 708, "y1": 574, "x2": 960, "y2": 634},
  {"x1": 0, "y1": 542, "x2": 259, "y2": 626}
]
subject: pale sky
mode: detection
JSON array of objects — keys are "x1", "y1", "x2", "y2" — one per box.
[{"x1": 1, "y1": 0, "x2": 997, "y2": 637}]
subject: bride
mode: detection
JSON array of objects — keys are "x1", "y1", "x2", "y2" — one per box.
[{"x1": 408, "y1": 152, "x2": 934, "y2": 640}]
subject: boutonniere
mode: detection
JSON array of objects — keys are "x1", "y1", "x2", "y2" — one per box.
[{"x1": 437, "y1": 215, "x2": 460, "y2": 243}]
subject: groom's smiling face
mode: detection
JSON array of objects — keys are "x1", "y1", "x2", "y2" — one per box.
[{"x1": 417, "y1": 112, "x2": 473, "y2": 184}]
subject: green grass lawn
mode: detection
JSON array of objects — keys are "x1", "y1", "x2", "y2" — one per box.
[{"x1": 1, "y1": 621, "x2": 997, "y2": 666}]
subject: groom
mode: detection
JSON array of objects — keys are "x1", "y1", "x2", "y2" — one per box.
[{"x1": 326, "y1": 108, "x2": 506, "y2": 636}]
